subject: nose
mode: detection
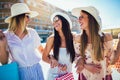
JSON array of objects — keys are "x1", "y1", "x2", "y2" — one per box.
[
  {"x1": 78, "y1": 19, "x2": 81, "y2": 23},
  {"x1": 27, "y1": 18, "x2": 31, "y2": 22},
  {"x1": 78, "y1": 18, "x2": 82, "y2": 21}
]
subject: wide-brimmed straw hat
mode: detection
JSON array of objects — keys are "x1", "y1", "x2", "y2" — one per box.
[
  {"x1": 5, "y1": 3, "x2": 39, "y2": 23},
  {"x1": 51, "y1": 12, "x2": 72, "y2": 29},
  {"x1": 71, "y1": 6, "x2": 102, "y2": 27}
]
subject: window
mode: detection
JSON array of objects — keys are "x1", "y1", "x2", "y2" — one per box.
[
  {"x1": 0, "y1": 3, "x2": 2, "y2": 9},
  {"x1": 0, "y1": 12, "x2": 10, "y2": 19},
  {"x1": 0, "y1": 2, "x2": 12, "y2": 9}
]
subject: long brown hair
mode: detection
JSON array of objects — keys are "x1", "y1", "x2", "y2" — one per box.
[
  {"x1": 53, "y1": 15, "x2": 75, "y2": 63},
  {"x1": 80, "y1": 10, "x2": 104, "y2": 61}
]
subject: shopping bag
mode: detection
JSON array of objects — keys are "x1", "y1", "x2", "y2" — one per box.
[
  {"x1": 55, "y1": 72, "x2": 74, "y2": 80},
  {"x1": 105, "y1": 75, "x2": 112, "y2": 80},
  {"x1": 0, "y1": 62, "x2": 19, "y2": 80},
  {"x1": 78, "y1": 73, "x2": 87, "y2": 80}
]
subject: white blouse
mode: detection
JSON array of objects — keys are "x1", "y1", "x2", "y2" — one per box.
[{"x1": 4, "y1": 28, "x2": 41, "y2": 68}]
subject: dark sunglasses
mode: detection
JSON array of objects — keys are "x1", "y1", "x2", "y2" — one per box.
[
  {"x1": 78, "y1": 16, "x2": 84, "y2": 20},
  {"x1": 25, "y1": 14, "x2": 30, "y2": 19}
]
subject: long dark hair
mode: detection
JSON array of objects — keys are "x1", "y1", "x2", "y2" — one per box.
[
  {"x1": 80, "y1": 10, "x2": 104, "y2": 61},
  {"x1": 53, "y1": 15, "x2": 75, "y2": 63}
]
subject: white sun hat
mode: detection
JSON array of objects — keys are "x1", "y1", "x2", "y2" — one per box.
[
  {"x1": 72, "y1": 6, "x2": 103, "y2": 36},
  {"x1": 5, "y1": 3, "x2": 39, "y2": 23},
  {"x1": 51, "y1": 12, "x2": 72, "y2": 29},
  {"x1": 71, "y1": 6, "x2": 102, "y2": 27}
]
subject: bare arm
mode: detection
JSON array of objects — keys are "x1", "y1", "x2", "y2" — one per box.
[
  {"x1": 0, "y1": 47, "x2": 9, "y2": 65},
  {"x1": 111, "y1": 38, "x2": 120, "y2": 64},
  {"x1": 42, "y1": 36, "x2": 54, "y2": 64},
  {"x1": 42, "y1": 36, "x2": 59, "y2": 68},
  {"x1": 103, "y1": 33, "x2": 120, "y2": 65},
  {"x1": 84, "y1": 63, "x2": 102, "y2": 74},
  {"x1": 73, "y1": 34, "x2": 85, "y2": 73},
  {"x1": 0, "y1": 31, "x2": 9, "y2": 65}
]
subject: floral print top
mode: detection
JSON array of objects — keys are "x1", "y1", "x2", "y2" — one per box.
[{"x1": 74, "y1": 40, "x2": 114, "y2": 80}]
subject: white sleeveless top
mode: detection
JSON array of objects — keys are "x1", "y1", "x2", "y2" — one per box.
[{"x1": 47, "y1": 48, "x2": 72, "y2": 80}]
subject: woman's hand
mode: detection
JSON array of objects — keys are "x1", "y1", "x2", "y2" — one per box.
[
  {"x1": 50, "y1": 56, "x2": 59, "y2": 68},
  {"x1": 50, "y1": 56, "x2": 67, "y2": 71},
  {"x1": 58, "y1": 64, "x2": 67, "y2": 71},
  {"x1": 75, "y1": 58, "x2": 84, "y2": 74},
  {"x1": 84, "y1": 63, "x2": 102, "y2": 74},
  {"x1": 76, "y1": 64, "x2": 84, "y2": 74}
]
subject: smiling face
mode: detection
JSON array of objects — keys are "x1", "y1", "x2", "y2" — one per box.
[
  {"x1": 24, "y1": 14, "x2": 30, "y2": 26},
  {"x1": 78, "y1": 11, "x2": 89, "y2": 31},
  {"x1": 53, "y1": 16, "x2": 62, "y2": 31}
]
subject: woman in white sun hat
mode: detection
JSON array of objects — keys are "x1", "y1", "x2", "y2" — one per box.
[
  {"x1": 42, "y1": 12, "x2": 75, "y2": 80},
  {"x1": 1, "y1": 3, "x2": 44, "y2": 80},
  {"x1": 72, "y1": 6, "x2": 120, "y2": 80}
]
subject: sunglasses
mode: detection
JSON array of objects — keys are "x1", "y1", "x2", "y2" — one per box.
[
  {"x1": 78, "y1": 16, "x2": 84, "y2": 20},
  {"x1": 25, "y1": 14, "x2": 30, "y2": 19},
  {"x1": 53, "y1": 17, "x2": 60, "y2": 23}
]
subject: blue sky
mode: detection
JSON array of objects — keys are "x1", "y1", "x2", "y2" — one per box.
[{"x1": 44, "y1": 0, "x2": 120, "y2": 29}]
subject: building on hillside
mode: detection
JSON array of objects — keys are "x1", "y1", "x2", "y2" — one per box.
[
  {"x1": 0, "y1": 0, "x2": 80, "y2": 42},
  {"x1": 0, "y1": 0, "x2": 79, "y2": 32},
  {"x1": 0, "y1": 0, "x2": 20, "y2": 29},
  {"x1": 102, "y1": 27, "x2": 120, "y2": 39}
]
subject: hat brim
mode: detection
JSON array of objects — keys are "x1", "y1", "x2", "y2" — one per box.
[
  {"x1": 72, "y1": 6, "x2": 102, "y2": 27},
  {"x1": 51, "y1": 12, "x2": 72, "y2": 29},
  {"x1": 72, "y1": 7, "x2": 89, "y2": 18},
  {"x1": 5, "y1": 11, "x2": 39, "y2": 23}
]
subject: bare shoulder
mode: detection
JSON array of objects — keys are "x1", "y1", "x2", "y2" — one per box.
[
  {"x1": 45, "y1": 34, "x2": 54, "y2": 50},
  {"x1": 104, "y1": 33, "x2": 113, "y2": 42},
  {"x1": 73, "y1": 34, "x2": 81, "y2": 43},
  {"x1": 47, "y1": 34, "x2": 54, "y2": 43}
]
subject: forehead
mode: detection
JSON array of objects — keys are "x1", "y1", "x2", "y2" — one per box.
[
  {"x1": 80, "y1": 11, "x2": 88, "y2": 16},
  {"x1": 25, "y1": 13, "x2": 29, "y2": 15}
]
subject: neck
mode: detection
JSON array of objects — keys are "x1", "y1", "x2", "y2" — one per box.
[
  {"x1": 15, "y1": 28, "x2": 26, "y2": 39},
  {"x1": 59, "y1": 30, "x2": 65, "y2": 41},
  {"x1": 58, "y1": 30, "x2": 66, "y2": 47}
]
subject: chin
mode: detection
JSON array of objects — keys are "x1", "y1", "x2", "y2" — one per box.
[
  {"x1": 81, "y1": 26, "x2": 86, "y2": 30},
  {"x1": 80, "y1": 27, "x2": 84, "y2": 30},
  {"x1": 55, "y1": 28, "x2": 59, "y2": 31}
]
